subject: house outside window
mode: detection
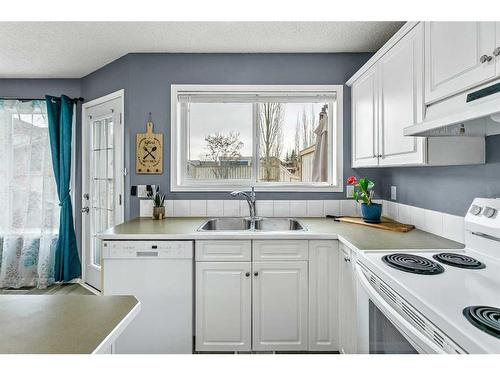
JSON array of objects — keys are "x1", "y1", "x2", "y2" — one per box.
[{"x1": 171, "y1": 85, "x2": 343, "y2": 192}]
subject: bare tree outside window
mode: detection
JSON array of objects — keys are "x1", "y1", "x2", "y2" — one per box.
[
  {"x1": 202, "y1": 132, "x2": 244, "y2": 179},
  {"x1": 258, "y1": 103, "x2": 284, "y2": 181}
]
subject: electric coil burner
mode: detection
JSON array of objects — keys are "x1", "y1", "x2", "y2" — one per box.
[
  {"x1": 382, "y1": 253, "x2": 444, "y2": 275},
  {"x1": 433, "y1": 253, "x2": 485, "y2": 269},
  {"x1": 463, "y1": 306, "x2": 500, "y2": 339}
]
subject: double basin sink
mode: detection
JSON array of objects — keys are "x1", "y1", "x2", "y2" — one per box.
[{"x1": 198, "y1": 217, "x2": 306, "y2": 232}]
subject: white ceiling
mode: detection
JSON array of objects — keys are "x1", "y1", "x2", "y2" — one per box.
[{"x1": 0, "y1": 22, "x2": 404, "y2": 78}]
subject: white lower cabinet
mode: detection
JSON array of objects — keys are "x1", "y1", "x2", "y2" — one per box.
[
  {"x1": 339, "y1": 244, "x2": 358, "y2": 354},
  {"x1": 252, "y1": 261, "x2": 308, "y2": 351},
  {"x1": 195, "y1": 262, "x2": 252, "y2": 351},
  {"x1": 195, "y1": 240, "x2": 342, "y2": 352},
  {"x1": 308, "y1": 240, "x2": 340, "y2": 351}
]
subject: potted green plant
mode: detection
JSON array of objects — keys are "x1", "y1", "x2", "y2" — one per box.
[
  {"x1": 347, "y1": 176, "x2": 382, "y2": 223},
  {"x1": 152, "y1": 187, "x2": 166, "y2": 220}
]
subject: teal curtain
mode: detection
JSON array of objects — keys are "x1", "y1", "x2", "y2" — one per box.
[{"x1": 45, "y1": 95, "x2": 81, "y2": 282}]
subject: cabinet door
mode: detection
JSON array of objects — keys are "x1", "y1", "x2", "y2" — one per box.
[
  {"x1": 195, "y1": 262, "x2": 251, "y2": 352},
  {"x1": 379, "y1": 23, "x2": 425, "y2": 166},
  {"x1": 339, "y1": 245, "x2": 357, "y2": 354},
  {"x1": 425, "y1": 22, "x2": 496, "y2": 104},
  {"x1": 351, "y1": 65, "x2": 379, "y2": 167},
  {"x1": 308, "y1": 241, "x2": 340, "y2": 351},
  {"x1": 252, "y1": 261, "x2": 308, "y2": 351}
]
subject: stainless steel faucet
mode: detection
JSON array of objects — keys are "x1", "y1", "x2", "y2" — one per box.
[{"x1": 230, "y1": 186, "x2": 257, "y2": 220}]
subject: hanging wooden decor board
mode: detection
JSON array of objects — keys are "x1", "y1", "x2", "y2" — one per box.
[{"x1": 136, "y1": 117, "x2": 163, "y2": 174}]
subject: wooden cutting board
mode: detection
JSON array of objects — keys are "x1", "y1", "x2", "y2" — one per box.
[{"x1": 330, "y1": 216, "x2": 415, "y2": 232}]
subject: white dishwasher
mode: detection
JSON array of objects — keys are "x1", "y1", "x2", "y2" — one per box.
[{"x1": 102, "y1": 240, "x2": 193, "y2": 354}]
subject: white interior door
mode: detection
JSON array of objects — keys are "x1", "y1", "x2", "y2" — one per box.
[{"x1": 82, "y1": 92, "x2": 124, "y2": 291}]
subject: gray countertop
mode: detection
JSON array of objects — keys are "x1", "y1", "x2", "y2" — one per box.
[
  {"x1": 98, "y1": 217, "x2": 464, "y2": 251},
  {"x1": 0, "y1": 295, "x2": 139, "y2": 354}
]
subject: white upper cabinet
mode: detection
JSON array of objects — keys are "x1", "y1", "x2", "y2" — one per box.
[
  {"x1": 351, "y1": 65, "x2": 379, "y2": 167},
  {"x1": 378, "y1": 23, "x2": 425, "y2": 166},
  {"x1": 348, "y1": 22, "x2": 486, "y2": 168},
  {"x1": 425, "y1": 22, "x2": 496, "y2": 104}
]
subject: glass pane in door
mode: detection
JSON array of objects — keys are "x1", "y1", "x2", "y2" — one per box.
[{"x1": 91, "y1": 117, "x2": 114, "y2": 267}]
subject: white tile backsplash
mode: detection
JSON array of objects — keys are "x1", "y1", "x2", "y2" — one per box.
[
  {"x1": 206, "y1": 200, "x2": 224, "y2": 217},
  {"x1": 273, "y1": 200, "x2": 290, "y2": 217},
  {"x1": 139, "y1": 199, "x2": 153, "y2": 217},
  {"x1": 289, "y1": 200, "x2": 307, "y2": 217},
  {"x1": 190, "y1": 200, "x2": 207, "y2": 217},
  {"x1": 256, "y1": 200, "x2": 274, "y2": 217},
  {"x1": 223, "y1": 200, "x2": 240, "y2": 217},
  {"x1": 424, "y1": 209, "x2": 444, "y2": 236},
  {"x1": 306, "y1": 200, "x2": 324, "y2": 217},
  {"x1": 410, "y1": 206, "x2": 426, "y2": 229},
  {"x1": 340, "y1": 200, "x2": 357, "y2": 216},
  {"x1": 397, "y1": 204, "x2": 411, "y2": 224},
  {"x1": 442, "y1": 213, "x2": 465, "y2": 243},
  {"x1": 239, "y1": 200, "x2": 250, "y2": 217},
  {"x1": 324, "y1": 200, "x2": 340, "y2": 216},
  {"x1": 173, "y1": 200, "x2": 190, "y2": 217}
]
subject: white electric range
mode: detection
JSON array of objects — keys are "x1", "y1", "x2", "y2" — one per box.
[{"x1": 355, "y1": 198, "x2": 500, "y2": 354}]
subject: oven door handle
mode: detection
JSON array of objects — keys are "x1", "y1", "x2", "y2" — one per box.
[{"x1": 355, "y1": 263, "x2": 445, "y2": 354}]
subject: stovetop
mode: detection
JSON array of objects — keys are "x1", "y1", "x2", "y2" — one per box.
[{"x1": 358, "y1": 248, "x2": 500, "y2": 353}]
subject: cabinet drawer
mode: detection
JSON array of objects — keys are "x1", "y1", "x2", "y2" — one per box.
[
  {"x1": 195, "y1": 240, "x2": 251, "y2": 261},
  {"x1": 253, "y1": 240, "x2": 308, "y2": 261}
]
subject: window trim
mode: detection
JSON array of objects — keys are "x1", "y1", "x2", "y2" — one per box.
[{"x1": 171, "y1": 85, "x2": 343, "y2": 192}]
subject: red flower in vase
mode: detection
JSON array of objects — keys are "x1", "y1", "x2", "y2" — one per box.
[{"x1": 347, "y1": 176, "x2": 358, "y2": 185}]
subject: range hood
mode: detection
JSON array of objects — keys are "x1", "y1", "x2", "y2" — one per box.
[{"x1": 404, "y1": 81, "x2": 500, "y2": 137}]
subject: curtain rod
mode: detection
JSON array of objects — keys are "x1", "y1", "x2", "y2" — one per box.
[{"x1": 0, "y1": 97, "x2": 84, "y2": 103}]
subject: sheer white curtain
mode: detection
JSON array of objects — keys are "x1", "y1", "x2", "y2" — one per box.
[{"x1": 0, "y1": 100, "x2": 59, "y2": 288}]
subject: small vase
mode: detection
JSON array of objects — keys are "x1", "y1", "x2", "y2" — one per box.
[
  {"x1": 361, "y1": 203, "x2": 382, "y2": 223},
  {"x1": 153, "y1": 206, "x2": 165, "y2": 220}
]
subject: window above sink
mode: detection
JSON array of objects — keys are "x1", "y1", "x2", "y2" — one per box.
[{"x1": 171, "y1": 85, "x2": 344, "y2": 192}]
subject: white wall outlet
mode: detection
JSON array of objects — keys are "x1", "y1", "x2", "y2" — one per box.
[
  {"x1": 137, "y1": 184, "x2": 158, "y2": 198},
  {"x1": 391, "y1": 186, "x2": 397, "y2": 201},
  {"x1": 346, "y1": 185, "x2": 355, "y2": 198}
]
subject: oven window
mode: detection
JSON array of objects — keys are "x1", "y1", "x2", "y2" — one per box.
[{"x1": 369, "y1": 301, "x2": 418, "y2": 354}]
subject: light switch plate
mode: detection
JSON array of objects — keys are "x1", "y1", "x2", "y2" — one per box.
[
  {"x1": 391, "y1": 186, "x2": 397, "y2": 201},
  {"x1": 137, "y1": 184, "x2": 158, "y2": 198},
  {"x1": 346, "y1": 185, "x2": 355, "y2": 198}
]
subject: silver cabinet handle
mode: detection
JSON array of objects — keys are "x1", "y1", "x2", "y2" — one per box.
[
  {"x1": 494, "y1": 47, "x2": 500, "y2": 57},
  {"x1": 480, "y1": 54, "x2": 493, "y2": 63},
  {"x1": 81, "y1": 206, "x2": 89, "y2": 214}
]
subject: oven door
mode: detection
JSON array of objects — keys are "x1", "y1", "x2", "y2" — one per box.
[{"x1": 355, "y1": 263, "x2": 446, "y2": 354}]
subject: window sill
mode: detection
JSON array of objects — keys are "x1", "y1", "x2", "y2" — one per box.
[{"x1": 171, "y1": 183, "x2": 344, "y2": 193}]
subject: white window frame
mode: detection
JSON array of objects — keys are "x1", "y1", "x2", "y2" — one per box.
[{"x1": 171, "y1": 85, "x2": 343, "y2": 192}]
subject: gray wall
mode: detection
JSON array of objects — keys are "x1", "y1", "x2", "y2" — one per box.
[
  {"x1": 81, "y1": 53, "x2": 378, "y2": 220},
  {"x1": 379, "y1": 135, "x2": 500, "y2": 216},
  {"x1": 0, "y1": 79, "x2": 83, "y2": 254}
]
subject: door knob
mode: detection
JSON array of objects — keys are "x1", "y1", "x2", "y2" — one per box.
[
  {"x1": 494, "y1": 47, "x2": 500, "y2": 57},
  {"x1": 480, "y1": 54, "x2": 493, "y2": 63},
  {"x1": 254, "y1": 272, "x2": 259, "y2": 277},
  {"x1": 245, "y1": 272, "x2": 250, "y2": 277},
  {"x1": 81, "y1": 206, "x2": 90, "y2": 214}
]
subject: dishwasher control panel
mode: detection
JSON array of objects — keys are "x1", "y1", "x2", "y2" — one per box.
[{"x1": 102, "y1": 241, "x2": 193, "y2": 259}]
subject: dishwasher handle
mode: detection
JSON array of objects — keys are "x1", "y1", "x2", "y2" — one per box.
[{"x1": 136, "y1": 251, "x2": 159, "y2": 257}]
